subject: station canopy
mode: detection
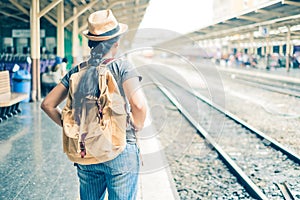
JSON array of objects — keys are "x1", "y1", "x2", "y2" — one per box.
[
  {"x1": 161, "y1": 0, "x2": 300, "y2": 48},
  {"x1": 0, "y1": 0, "x2": 150, "y2": 33}
]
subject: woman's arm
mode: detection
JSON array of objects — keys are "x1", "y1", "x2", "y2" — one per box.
[
  {"x1": 123, "y1": 77, "x2": 147, "y2": 131},
  {"x1": 41, "y1": 83, "x2": 68, "y2": 127}
]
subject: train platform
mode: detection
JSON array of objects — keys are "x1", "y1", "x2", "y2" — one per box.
[
  {"x1": 0, "y1": 101, "x2": 179, "y2": 200},
  {"x1": 217, "y1": 65, "x2": 300, "y2": 84}
]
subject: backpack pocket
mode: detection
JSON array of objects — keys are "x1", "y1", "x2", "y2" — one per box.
[{"x1": 61, "y1": 108, "x2": 80, "y2": 139}]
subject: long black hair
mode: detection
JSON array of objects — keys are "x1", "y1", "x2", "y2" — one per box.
[{"x1": 73, "y1": 36, "x2": 120, "y2": 122}]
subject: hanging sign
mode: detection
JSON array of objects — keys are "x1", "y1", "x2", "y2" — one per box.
[
  {"x1": 259, "y1": 26, "x2": 269, "y2": 37},
  {"x1": 12, "y1": 29, "x2": 45, "y2": 38}
]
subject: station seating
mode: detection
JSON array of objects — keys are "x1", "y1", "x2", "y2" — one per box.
[{"x1": 0, "y1": 71, "x2": 28, "y2": 123}]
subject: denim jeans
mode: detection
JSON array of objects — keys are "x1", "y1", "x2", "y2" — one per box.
[{"x1": 76, "y1": 143, "x2": 140, "y2": 200}]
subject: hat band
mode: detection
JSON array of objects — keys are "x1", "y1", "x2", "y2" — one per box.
[{"x1": 88, "y1": 24, "x2": 120, "y2": 37}]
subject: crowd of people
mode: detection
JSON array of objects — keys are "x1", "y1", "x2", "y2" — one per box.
[
  {"x1": 41, "y1": 56, "x2": 68, "y2": 96},
  {"x1": 213, "y1": 50, "x2": 300, "y2": 70}
]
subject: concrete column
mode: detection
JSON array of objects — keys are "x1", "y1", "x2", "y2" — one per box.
[
  {"x1": 57, "y1": 1, "x2": 64, "y2": 58},
  {"x1": 82, "y1": 36, "x2": 89, "y2": 60},
  {"x1": 30, "y1": 0, "x2": 41, "y2": 101},
  {"x1": 72, "y1": 7, "x2": 79, "y2": 66},
  {"x1": 266, "y1": 36, "x2": 270, "y2": 55},
  {"x1": 270, "y1": 44, "x2": 273, "y2": 54},
  {"x1": 249, "y1": 32, "x2": 254, "y2": 55},
  {"x1": 261, "y1": 45, "x2": 265, "y2": 56},
  {"x1": 279, "y1": 44, "x2": 283, "y2": 56},
  {"x1": 286, "y1": 26, "x2": 291, "y2": 71}
]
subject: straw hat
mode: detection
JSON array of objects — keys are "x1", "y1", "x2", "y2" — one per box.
[{"x1": 82, "y1": 9, "x2": 128, "y2": 41}]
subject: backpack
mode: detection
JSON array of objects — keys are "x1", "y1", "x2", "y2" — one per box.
[{"x1": 61, "y1": 59, "x2": 127, "y2": 164}]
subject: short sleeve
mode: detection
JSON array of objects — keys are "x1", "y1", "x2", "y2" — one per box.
[
  {"x1": 119, "y1": 59, "x2": 142, "y2": 84},
  {"x1": 60, "y1": 66, "x2": 79, "y2": 88}
]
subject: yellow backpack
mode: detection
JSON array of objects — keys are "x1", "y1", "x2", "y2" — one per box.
[{"x1": 61, "y1": 59, "x2": 127, "y2": 164}]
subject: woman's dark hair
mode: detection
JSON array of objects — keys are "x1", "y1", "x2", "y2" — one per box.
[
  {"x1": 73, "y1": 36, "x2": 120, "y2": 121},
  {"x1": 88, "y1": 36, "x2": 120, "y2": 66}
]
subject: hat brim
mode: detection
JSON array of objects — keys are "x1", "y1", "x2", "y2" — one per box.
[{"x1": 82, "y1": 23, "x2": 128, "y2": 41}]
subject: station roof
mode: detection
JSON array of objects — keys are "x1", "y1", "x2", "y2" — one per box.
[
  {"x1": 0, "y1": 0, "x2": 150, "y2": 33},
  {"x1": 188, "y1": 0, "x2": 300, "y2": 43}
]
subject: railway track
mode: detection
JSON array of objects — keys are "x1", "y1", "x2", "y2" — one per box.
[
  {"x1": 223, "y1": 71, "x2": 300, "y2": 98},
  {"x1": 146, "y1": 69, "x2": 300, "y2": 200}
]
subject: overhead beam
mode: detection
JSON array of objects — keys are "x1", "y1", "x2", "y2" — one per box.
[
  {"x1": 44, "y1": 15, "x2": 56, "y2": 26},
  {"x1": 237, "y1": 15, "x2": 262, "y2": 22},
  {"x1": 64, "y1": 0, "x2": 99, "y2": 27},
  {"x1": 38, "y1": 0, "x2": 62, "y2": 18},
  {"x1": 9, "y1": 0, "x2": 29, "y2": 15},
  {"x1": 283, "y1": 0, "x2": 300, "y2": 7},
  {"x1": 0, "y1": 11, "x2": 28, "y2": 22},
  {"x1": 71, "y1": 0, "x2": 80, "y2": 6},
  {"x1": 194, "y1": 13, "x2": 300, "y2": 41},
  {"x1": 255, "y1": 9, "x2": 286, "y2": 17},
  {"x1": 10, "y1": 0, "x2": 57, "y2": 26}
]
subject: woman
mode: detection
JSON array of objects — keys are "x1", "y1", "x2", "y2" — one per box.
[{"x1": 41, "y1": 9, "x2": 147, "y2": 200}]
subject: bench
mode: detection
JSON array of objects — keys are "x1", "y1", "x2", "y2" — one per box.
[{"x1": 0, "y1": 71, "x2": 29, "y2": 123}]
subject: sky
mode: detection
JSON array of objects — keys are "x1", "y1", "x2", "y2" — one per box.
[{"x1": 139, "y1": 0, "x2": 214, "y2": 35}]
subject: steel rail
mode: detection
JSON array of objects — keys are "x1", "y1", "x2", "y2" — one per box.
[
  {"x1": 157, "y1": 71, "x2": 300, "y2": 164},
  {"x1": 276, "y1": 182, "x2": 296, "y2": 200},
  {"x1": 233, "y1": 76, "x2": 300, "y2": 98},
  {"x1": 149, "y1": 75, "x2": 268, "y2": 200}
]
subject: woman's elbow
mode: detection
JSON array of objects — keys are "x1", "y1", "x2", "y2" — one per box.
[
  {"x1": 133, "y1": 101, "x2": 147, "y2": 116},
  {"x1": 131, "y1": 102, "x2": 147, "y2": 129},
  {"x1": 40, "y1": 99, "x2": 51, "y2": 112},
  {"x1": 135, "y1": 101, "x2": 147, "y2": 113}
]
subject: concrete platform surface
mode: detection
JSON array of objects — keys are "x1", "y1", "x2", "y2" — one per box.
[{"x1": 0, "y1": 102, "x2": 179, "y2": 200}]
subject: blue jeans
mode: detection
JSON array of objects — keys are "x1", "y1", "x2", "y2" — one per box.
[{"x1": 76, "y1": 143, "x2": 140, "y2": 200}]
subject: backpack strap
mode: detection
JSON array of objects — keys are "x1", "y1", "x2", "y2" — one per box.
[
  {"x1": 78, "y1": 61, "x2": 88, "y2": 71},
  {"x1": 79, "y1": 58, "x2": 115, "y2": 71},
  {"x1": 97, "y1": 58, "x2": 119, "y2": 93},
  {"x1": 99, "y1": 58, "x2": 115, "y2": 68}
]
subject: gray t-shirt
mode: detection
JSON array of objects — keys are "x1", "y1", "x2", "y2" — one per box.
[{"x1": 61, "y1": 58, "x2": 142, "y2": 144}]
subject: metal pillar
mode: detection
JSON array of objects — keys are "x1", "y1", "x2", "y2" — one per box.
[
  {"x1": 72, "y1": 7, "x2": 79, "y2": 66},
  {"x1": 286, "y1": 26, "x2": 291, "y2": 72},
  {"x1": 279, "y1": 43, "x2": 283, "y2": 55},
  {"x1": 254, "y1": 45, "x2": 258, "y2": 55},
  {"x1": 261, "y1": 45, "x2": 265, "y2": 56},
  {"x1": 249, "y1": 32, "x2": 254, "y2": 55},
  {"x1": 82, "y1": 36, "x2": 89, "y2": 60},
  {"x1": 266, "y1": 36, "x2": 270, "y2": 56},
  {"x1": 270, "y1": 44, "x2": 273, "y2": 54},
  {"x1": 30, "y1": 0, "x2": 41, "y2": 102},
  {"x1": 57, "y1": 1, "x2": 64, "y2": 58}
]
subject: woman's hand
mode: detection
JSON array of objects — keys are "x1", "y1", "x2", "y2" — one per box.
[{"x1": 41, "y1": 83, "x2": 68, "y2": 127}]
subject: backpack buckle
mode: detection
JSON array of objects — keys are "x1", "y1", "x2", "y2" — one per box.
[
  {"x1": 80, "y1": 141, "x2": 86, "y2": 158},
  {"x1": 97, "y1": 100, "x2": 103, "y2": 122},
  {"x1": 79, "y1": 133, "x2": 87, "y2": 158}
]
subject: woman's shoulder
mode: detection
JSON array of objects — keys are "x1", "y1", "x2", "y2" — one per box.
[
  {"x1": 110, "y1": 58, "x2": 130, "y2": 69},
  {"x1": 60, "y1": 65, "x2": 79, "y2": 88},
  {"x1": 107, "y1": 58, "x2": 130, "y2": 74}
]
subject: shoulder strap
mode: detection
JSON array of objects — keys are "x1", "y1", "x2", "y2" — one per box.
[
  {"x1": 97, "y1": 58, "x2": 120, "y2": 96},
  {"x1": 78, "y1": 61, "x2": 88, "y2": 71},
  {"x1": 99, "y1": 58, "x2": 116, "y2": 68}
]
